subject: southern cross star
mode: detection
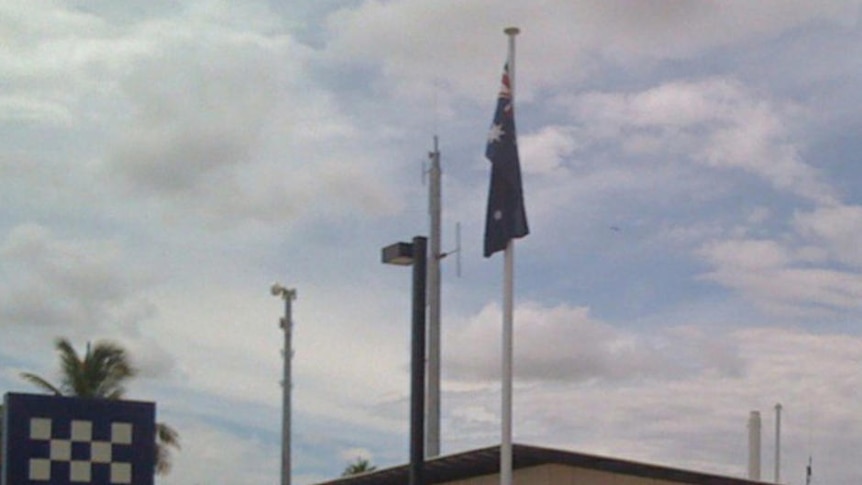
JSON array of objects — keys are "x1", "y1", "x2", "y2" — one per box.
[{"x1": 487, "y1": 123, "x2": 504, "y2": 144}]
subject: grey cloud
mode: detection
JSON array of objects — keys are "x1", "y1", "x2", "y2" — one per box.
[
  {"x1": 445, "y1": 303, "x2": 743, "y2": 383},
  {"x1": 107, "y1": 39, "x2": 283, "y2": 196},
  {"x1": 111, "y1": 125, "x2": 252, "y2": 194},
  {"x1": 0, "y1": 225, "x2": 178, "y2": 380},
  {"x1": 0, "y1": 224, "x2": 149, "y2": 330}
]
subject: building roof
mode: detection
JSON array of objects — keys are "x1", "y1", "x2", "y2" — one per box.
[{"x1": 315, "y1": 443, "x2": 766, "y2": 485}]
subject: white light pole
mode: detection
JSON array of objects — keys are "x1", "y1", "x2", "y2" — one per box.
[
  {"x1": 748, "y1": 410, "x2": 761, "y2": 481},
  {"x1": 427, "y1": 136, "x2": 442, "y2": 458},
  {"x1": 272, "y1": 283, "x2": 296, "y2": 485}
]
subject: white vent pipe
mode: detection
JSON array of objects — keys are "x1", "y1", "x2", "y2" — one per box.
[{"x1": 748, "y1": 410, "x2": 762, "y2": 481}]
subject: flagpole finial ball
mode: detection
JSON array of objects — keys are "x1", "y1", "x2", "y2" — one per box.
[{"x1": 504, "y1": 27, "x2": 520, "y2": 36}]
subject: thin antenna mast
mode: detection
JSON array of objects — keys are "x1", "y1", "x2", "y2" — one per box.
[
  {"x1": 427, "y1": 136, "x2": 442, "y2": 458},
  {"x1": 271, "y1": 284, "x2": 297, "y2": 485}
]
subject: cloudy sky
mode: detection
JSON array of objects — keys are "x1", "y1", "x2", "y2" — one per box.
[{"x1": 3, "y1": 1, "x2": 862, "y2": 483}]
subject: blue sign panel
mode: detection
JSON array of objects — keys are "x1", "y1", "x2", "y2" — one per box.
[{"x1": 3, "y1": 393, "x2": 155, "y2": 485}]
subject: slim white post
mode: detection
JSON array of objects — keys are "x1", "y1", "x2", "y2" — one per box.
[
  {"x1": 501, "y1": 241, "x2": 515, "y2": 485},
  {"x1": 748, "y1": 410, "x2": 762, "y2": 481},
  {"x1": 427, "y1": 136, "x2": 442, "y2": 458},
  {"x1": 500, "y1": 26, "x2": 519, "y2": 485}
]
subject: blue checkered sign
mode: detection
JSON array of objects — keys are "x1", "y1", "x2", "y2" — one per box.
[{"x1": 3, "y1": 393, "x2": 155, "y2": 485}]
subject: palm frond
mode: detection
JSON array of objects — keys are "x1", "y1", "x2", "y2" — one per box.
[
  {"x1": 342, "y1": 457, "x2": 376, "y2": 476},
  {"x1": 55, "y1": 338, "x2": 87, "y2": 396},
  {"x1": 87, "y1": 341, "x2": 135, "y2": 398},
  {"x1": 155, "y1": 422, "x2": 180, "y2": 475},
  {"x1": 156, "y1": 422, "x2": 180, "y2": 448},
  {"x1": 20, "y1": 372, "x2": 63, "y2": 395}
]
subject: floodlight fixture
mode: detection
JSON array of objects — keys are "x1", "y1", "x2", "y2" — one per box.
[{"x1": 382, "y1": 241, "x2": 415, "y2": 266}]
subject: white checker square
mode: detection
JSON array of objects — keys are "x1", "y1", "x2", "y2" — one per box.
[
  {"x1": 50, "y1": 439, "x2": 72, "y2": 460},
  {"x1": 71, "y1": 420, "x2": 93, "y2": 441},
  {"x1": 111, "y1": 462, "x2": 132, "y2": 484},
  {"x1": 30, "y1": 417, "x2": 52, "y2": 440},
  {"x1": 70, "y1": 460, "x2": 91, "y2": 482},
  {"x1": 111, "y1": 422, "x2": 133, "y2": 444},
  {"x1": 29, "y1": 458, "x2": 51, "y2": 480},
  {"x1": 91, "y1": 440, "x2": 113, "y2": 463}
]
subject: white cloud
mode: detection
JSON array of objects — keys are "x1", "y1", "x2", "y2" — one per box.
[
  {"x1": 157, "y1": 418, "x2": 278, "y2": 485},
  {"x1": 697, "y1": 238, "x2": 862, "y2": 317},
  {"x1": 512, "y1": 75, "x2": 839, "y2": 264},
  {"x1": 519, "y1": 126, "x2": 578, "y2": 175},
  {"x1": 699, "y1": 238, "x2": 791, "y2": 271},
  {"x1": 0, "y1": 1, "x2": 155, "y2": 125},
  {"x1": 96, "y1": 16, "x2": 402, "y2": 228},
  {"x1": 562, "y1": 78, "x2": 835, "y2": 203},
  {"x1": 0, "y1": 1, "x2": 402, "y2": 231},
  {"x1": 700, "y1": 105, "x2": 833, "y2": 205},
  {"x1": 339, "y1": 446, "x2": 373, "y2": 462},
  {"x1": 442, "y1": 326, "x2": 862, "y2": 484},
  {"x1": 320, "y1": 0, "x2": 862, "y2": 103},
  {"x1": 794, "y1": 203, "x2": 862, "y2": 268}
]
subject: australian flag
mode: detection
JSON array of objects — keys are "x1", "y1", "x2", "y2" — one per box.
[{"x1": 484, "y1": 63, "x2": 529, "y2": 257}]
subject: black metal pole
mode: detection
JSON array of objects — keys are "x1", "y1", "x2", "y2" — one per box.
[{"x1": 409, "y1": 236, "x2": 427, "y2": 485}]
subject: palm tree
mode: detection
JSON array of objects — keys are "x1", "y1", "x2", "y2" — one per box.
[
  {"x1": 342, "y1": 457, "x2": 376, "y2": 476},
  {"x1": 21, "y1": 337, "x2": 180, "y2": 475},
  {"x1": 21, "y1": 339, "x2": 135, "y2": 399}
]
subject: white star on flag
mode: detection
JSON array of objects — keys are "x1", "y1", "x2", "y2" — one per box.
[{"x1": 487, "y1": 123, "x2": 504, "y2": 144}]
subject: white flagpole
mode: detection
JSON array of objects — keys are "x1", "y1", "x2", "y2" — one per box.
[{"x1": 501, "y1": 25, "x2": 519, "y2": 485}]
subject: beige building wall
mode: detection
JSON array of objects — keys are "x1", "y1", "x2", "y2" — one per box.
[{"x1": 446, "y1": 463, "x2": 711, "y2": 485}]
